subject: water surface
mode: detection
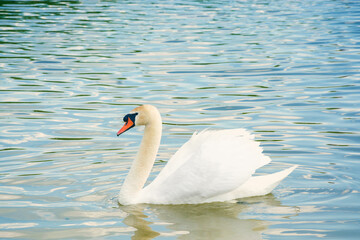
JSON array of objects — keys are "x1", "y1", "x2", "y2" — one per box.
[{"x1": 1, "y1": 0, "x2": 360, "y2": 239}]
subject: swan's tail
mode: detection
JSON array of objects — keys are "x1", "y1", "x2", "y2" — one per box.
[{"x1": 234, "y1": 165, "x2": 297, "y2": 199}]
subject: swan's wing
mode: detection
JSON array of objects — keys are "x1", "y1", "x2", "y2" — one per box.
[
  {"x1": 205, "y1": 165, "x2": 297, "y2": 202},
  {"x1": 140, "y1": 129, "x2": 271, "y2": 204}
]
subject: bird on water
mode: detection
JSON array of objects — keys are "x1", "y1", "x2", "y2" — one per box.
[{"x1": 117, "y1": 104, "x2": 296, "y2": 205}]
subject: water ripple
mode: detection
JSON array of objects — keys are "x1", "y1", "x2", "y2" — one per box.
[{"x1": 1, "y1": 0, "x2": 360, "y2": 239}]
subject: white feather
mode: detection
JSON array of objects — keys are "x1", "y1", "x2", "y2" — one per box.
[{"x1": 140, "y1": 129, "x2": 275, "y2": 204}]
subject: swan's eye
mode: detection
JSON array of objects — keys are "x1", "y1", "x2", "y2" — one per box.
[{"x1": 123, "y1": 113, "x2": 138, "y2": 123}]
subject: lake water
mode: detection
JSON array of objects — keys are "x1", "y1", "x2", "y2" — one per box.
[{"x1": 1, "y1": 0, "x2": 360, "y2": 239}]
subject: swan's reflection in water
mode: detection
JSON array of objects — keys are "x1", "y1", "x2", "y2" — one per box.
[
  {"x1": 120, "y1": 195, "x2": 297, "y2": 240},
  {"x1": 121, "y1": 204, "x2": 161, "y2": 239}
]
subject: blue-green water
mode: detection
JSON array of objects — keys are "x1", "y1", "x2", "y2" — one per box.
[{"x1": 1, "y1": 0, "x2": 360, "y2": 239}]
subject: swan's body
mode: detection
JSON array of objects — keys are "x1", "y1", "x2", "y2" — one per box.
[{"x1": 117, "y1": 105, "x2": 296, "y2": 205}]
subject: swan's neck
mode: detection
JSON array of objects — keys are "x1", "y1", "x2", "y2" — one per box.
[{"x1": 119, "y1": 119, "x2": 162, "y2": 205}]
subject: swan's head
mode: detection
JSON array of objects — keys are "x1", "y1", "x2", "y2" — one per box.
[{"x1": 117, "y1": 105, "x2": 161, "y2": 136}]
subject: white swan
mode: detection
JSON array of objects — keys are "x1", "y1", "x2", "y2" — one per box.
[{"x1": 117, "y1": 105, "x2": 296, "y2": 205}]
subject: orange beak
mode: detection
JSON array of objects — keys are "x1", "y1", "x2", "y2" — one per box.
[{"x1": 117, "y1": 118, "x2": 135, "y2": 136}]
